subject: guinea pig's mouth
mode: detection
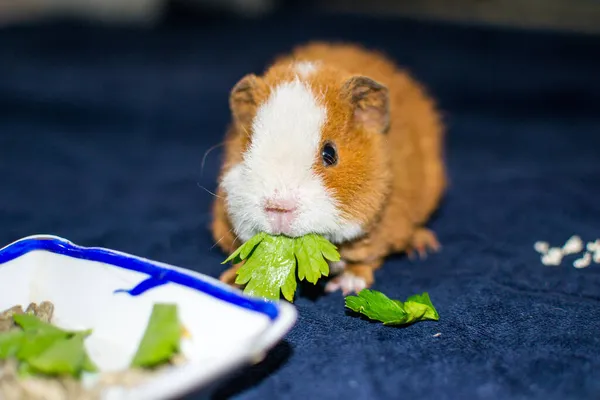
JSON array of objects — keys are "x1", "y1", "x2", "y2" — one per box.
[
  {"x1": 261, "y1": 197, "x2": 300, "y2": 236},
  {"x1": 264, "y1": 206, "x2": 297, "y2": 213}
]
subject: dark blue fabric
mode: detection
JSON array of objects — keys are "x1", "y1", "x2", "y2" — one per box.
[{"x1": 1, "y1": 10, "x2": 599, "y2": 400}]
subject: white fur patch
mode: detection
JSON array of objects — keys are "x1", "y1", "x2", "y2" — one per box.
[
  {"x1": 294, "y1": 61, "x2": 318, "y2": 78},
  {"x1": 221, "y1": 78, "x2": 363, "y2": 243},
  {"x1": 324, "y1": 272, "x2": 367, "y2": 295},
  {"x1": 328, "y1": 260, "x2": 347, "y2": 275},
  {"x1": 328, "y1": 222, "x2": 363, "y2": 244}
]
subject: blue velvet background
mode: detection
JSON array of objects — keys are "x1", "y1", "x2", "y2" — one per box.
[{"x1": 1, "y1": 8, "x2": 599, "y2": 400}]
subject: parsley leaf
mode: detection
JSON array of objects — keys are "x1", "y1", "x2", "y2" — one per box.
[
  {"x1": 294, "y1": 234, "x2": 335, "y2": 284},
  {"x1": 234, "y1": 235, "x2": 297, "y2": 302},
  {"x1": 27, "y1": 333, "x2": 90, "y2": 377},
  {"x1": 0, "y1": 313, "x2": 97, "y2": 377},
  {"x1": 404, "y1": 293, "x2": 440, "y2": 322},
  {"x1": 345, "y1": 290, "x2": 408, "y2": 325},
  {"x1": 345, "y1": 290, "x2": 439, "y2": 326},
  {"x1": 82, "y1": 352, "x2": 98, "y2": 373},
  {"x1": 2, "y1": 303, "x2": 183, "y2": 378},
  {"x1": 16, "y1": 331, "x2": 67, "y2": 361},
  {"x1": 223, "y1": 232, "x2": 267, "y2": 265},
  {"x1": 0, "y1": 330, "x2": 25, "y2": 359},
  {"x1": 313, "y1": 234, "x2": 341, "y2": 263},
  {"x1": 130, "y1": 303, "x2": 182, "y2": 369},
  {"x1": 13, "y1": 313, "x2": 67, "y2": 335},
  {"x1": 222, "y1": 233, "x2": 340, "y2": 302}
]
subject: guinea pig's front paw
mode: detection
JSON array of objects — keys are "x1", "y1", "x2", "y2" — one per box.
[
  {"x1": 406, "y1": 227, "x2": 441, "y2": 260},
  {"x1": 328, "y1": 260, "x2": 347, "y2": 275},
  {"x1": 340, "y1": 241, "x2": 374, "y2": 262},
  {"x1": 219, "y1": 264, "x2": 243, "y2": 288},
  {"x1": 324, "y1": 261, "x2": 380, "y2": 295},
  {"x1": 339, "y1": 235, "x2": 388, "y2": 264},
  {"x1": 324, "y1": 272, "x2": 368, "y2": 296}
]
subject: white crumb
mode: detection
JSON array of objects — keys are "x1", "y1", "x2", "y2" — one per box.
[
  {"x1": 562, "y1": 235, "x2": 583, "y2": 255},
  {"x1": 534, "y1": 241, "x2": 549, "y2": 254},
  {"x1": 573, "y1": 252, "x2": 592, "y2": 269},
  {"x1": 537, "y1": 235, "x2": 600, "y2": 268},
  {"x1": 432, "y1": 333, "x2": 442, "y2": 338},
  {"x1": 542, "y1": 247, "x2": 563, "y2": 266},
  {"x1": 586, "y1": 242, "x2": 595, "y2": 252},
  {"x1": 587, "y1": 239, "x2": 600, "y2": 252}
]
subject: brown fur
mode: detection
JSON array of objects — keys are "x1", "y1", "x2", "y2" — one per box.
[{"x1": 211, "y1": 42, "x2": 446, "y2": 290}]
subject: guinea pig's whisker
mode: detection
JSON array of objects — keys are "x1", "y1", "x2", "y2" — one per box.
[
  {"x1": 240, "y1": 124, "x2": 251, "y2": 138},
  {"x1": 197, "y1": 183, "x2": 223, "y2": 199},
  {"x1": 211, "y1": 227, "x2": 237, "y2": 250},
  {"x1": 211, "y1": 235, "x2": 226, "y2": 250},
  {"x1": 200, "y1": 141, "x2": 227, "y2": 176},
  {"x1": 319, "y1": 86, "x2": 328, "y2": 101}
]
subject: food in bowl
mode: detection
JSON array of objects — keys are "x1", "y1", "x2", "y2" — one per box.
[{"x1": 0, "y1": 301, "x2": 186, "y2": 400}]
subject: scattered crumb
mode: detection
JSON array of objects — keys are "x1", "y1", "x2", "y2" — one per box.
[
  {"x1": 573, "y1": 252, "x2": 592, "y2": 269},
  {"x1": 586, "y1": 241, "x2": 598, "y2": 252},
  {"x1": 536, "y1": 236, "x2": 600, "y2": 267},
  {"x1": 562, "y1": 235, "x2": 583, "y2": 255},
  {"x1": 432, "y1": 333, "x2": 442, "y2": 338},
  {"x1": 534, "y1": 241, "x2": 549, "y2": 254},
  {"x1": 181, "y1": 325, "x2": 192, "y2": 339},
  {"x1": 542, "y1": 247, "x2": 563, "y2": 266}
]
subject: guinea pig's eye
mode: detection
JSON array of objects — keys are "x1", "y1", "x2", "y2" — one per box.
[{"x1": 321, "y1": 142, "x2": 338, "y2": 167}]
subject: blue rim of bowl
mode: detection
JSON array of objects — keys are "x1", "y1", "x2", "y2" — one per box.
[{"x1": 0, "y1": 235, "x2": 280, "y2": 320}]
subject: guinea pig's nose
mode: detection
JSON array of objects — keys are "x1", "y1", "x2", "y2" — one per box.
[
  {"x1": 264, "y1": 197, "x2": 298, "y2": 213},
  {"x1": 264, "y1": 197, "x2": 298, "y2": 235}
]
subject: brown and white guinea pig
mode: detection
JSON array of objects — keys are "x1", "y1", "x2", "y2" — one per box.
[{"x1": 211, "y1": 42, "x2": 446, "y2": 295}]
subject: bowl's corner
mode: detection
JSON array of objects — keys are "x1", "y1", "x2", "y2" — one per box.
[
  {"x1": 249, "y1": 300, "x2": 297, "y2": 358},
  {"x1": 0, "y1": 234, "x2": 71, "y2": 251}
]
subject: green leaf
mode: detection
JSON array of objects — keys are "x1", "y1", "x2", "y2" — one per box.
[
  {"x1": 0, "y1": 330, "x2": 25, "y2": 359},
  {"x1": 16, "y1": 331, "x2": 67, "y2": 360},
  {"x1": 405, "y1": 292, "x2": 439, "y2": 321},
  {"x1": 27, "y1": 333, "x2": 88, "y2": 377},
  {"x1": 18, "y1": 362, "x2": 35, "y2": 378},
  {"x1": 223, "y1": 232, "x2": 267, "y2": 265},
  {"x1": 313, "y1": 235, "x2": 341, "y2": 263},
  {"x1": 82, "y1": 352, "x2": 98, "y2": 373},
  {"x1": 345, "y1": 290, "x2": 439, "y2": 326},
  {"x1": 222, "y1": 233, "x2": 340, "y2": 302},
  {"x1": 131, "y1": 303, "x2": 181, "y2": 369},
  {"x1": 1, "y1": 312, "x2": 97, "y2": 378},
  {"x1": 294, "y1": 235, "x2": 330, "y2": 283},
  {"x1": 12, "y1": 314, "x2": 67, "y2": 335},
  {"x1": 235, "y1": 235, "x2": 297, "y2": 302},
  {"x1": 345, "y1": 289, "x2": 409, "y2": 325}
]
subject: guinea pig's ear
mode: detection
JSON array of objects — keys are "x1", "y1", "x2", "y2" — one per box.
[
  {"x1": 342, "y1": 76, "x2": 390, "y2": 134},
  {"x1": 230, "y1": 74, "x2": 265, "y2": 126}
]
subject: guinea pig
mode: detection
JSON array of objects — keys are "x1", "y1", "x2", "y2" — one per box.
[{"x1": 211, "y1": 42, "x2": 446, "y2": 295}]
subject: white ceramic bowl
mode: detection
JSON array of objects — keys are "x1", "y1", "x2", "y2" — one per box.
[{"x1": 0, "y1": 234, "x2": 297, "y2": 400}]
